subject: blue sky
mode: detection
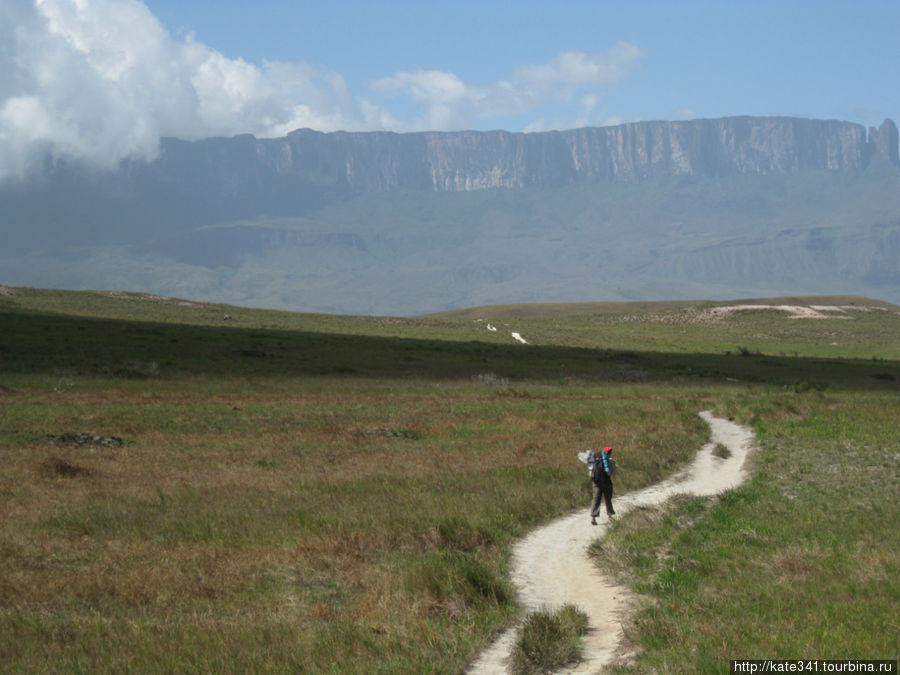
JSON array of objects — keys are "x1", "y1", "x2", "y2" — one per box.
[
  {"x1": 144, "y1": 0, "x2": 899, "y2": 130},
  {"x1": 1, "y1": 0, "x2": 897, "y2": 181}
]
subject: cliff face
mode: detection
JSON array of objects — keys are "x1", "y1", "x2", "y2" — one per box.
[
  {"x1": 867, "y1": 118, "x2": 900, "y2": 165},
  {"x1": 561, "y1": 117, "x2": 871, "y2": 180},
  {"x1": 182, "y1": 116, "x2": 897, "y2": 194}
]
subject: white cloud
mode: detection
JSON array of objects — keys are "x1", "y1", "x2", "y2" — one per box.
[
  {"x1": 371, "y1": 69, "x2": 478, "y2": 130},
  {"x1": 522, "y1": 93, "x2": 630, "y2": 133},
  {"x1": 0, "y1": 1, "x2": 643, "y2": 181},
  {"x1": 0, "y1": 0, "x2": 397, "y2": 181},
  {"x1": 511, "y1": 43, "x2": 644, "y2": 93},
  {"x1": 373, "y1": 43, "x2": 644, "y2": 132}
]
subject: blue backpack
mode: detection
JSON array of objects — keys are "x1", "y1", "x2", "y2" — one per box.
[{"x1": 589, "y1": 450, "x2": 614, "y2": 484}]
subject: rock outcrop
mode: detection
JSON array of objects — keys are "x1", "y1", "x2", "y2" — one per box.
[{"x1": 867, "y1": 118, "x2": 900, "y2": 165}]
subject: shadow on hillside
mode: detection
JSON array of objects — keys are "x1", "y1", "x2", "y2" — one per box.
[{"x1": 0, "y1": 308, "x2": 897, "y2": 391}]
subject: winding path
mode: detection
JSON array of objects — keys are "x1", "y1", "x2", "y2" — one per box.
[{"x1": 468, "y1": 411, "x2": 755, "y2": 674}]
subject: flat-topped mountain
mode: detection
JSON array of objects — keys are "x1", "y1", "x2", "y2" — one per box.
[
  {"x1": 154, "y1": 116, "x2": 899, "y2": 194},
  {"x1": 1, "y1": 116, "x2": 898, "y2": 314}
]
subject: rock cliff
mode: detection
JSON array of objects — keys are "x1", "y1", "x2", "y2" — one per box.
[
  {"x1": 156, "y1": 116, "x2": 897, "y2": 194},
  {"x1": 867, "y1": 118, "x2": 900, "y2": 165}
]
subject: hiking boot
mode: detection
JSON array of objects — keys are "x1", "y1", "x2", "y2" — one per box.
[{"x1": 590, "y1": 517, "x2": 597, "y2": 525}]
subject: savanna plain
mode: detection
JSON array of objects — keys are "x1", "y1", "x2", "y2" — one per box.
[{"x1": 0, "y1": 288, "x2": 897, "y2": 673}]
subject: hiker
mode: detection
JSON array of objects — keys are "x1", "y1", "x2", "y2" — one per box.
[{"x1": 588, "y1": 446, "x2": 615, "y2": 525}]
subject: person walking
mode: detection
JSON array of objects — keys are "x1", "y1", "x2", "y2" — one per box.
[{"x1": 589, "y1": 446, "x2": 615, "y2": 525}]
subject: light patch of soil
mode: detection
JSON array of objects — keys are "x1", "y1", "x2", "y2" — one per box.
[
  {"x1": 99, "y1": 290, "x2": 197, "y2": 306},
  {"x1": 468, "y1": 412, "x2": 755, "y2": 674},
  {"x1": 705, "y1": 304, "x2": 855, "y2": 319}
]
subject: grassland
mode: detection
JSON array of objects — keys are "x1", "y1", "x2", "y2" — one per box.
[
  {"x1": 0, "y1": 287, "x2": 897, "y2": 672},
  {"x1": 595, "y1": 388, "x2": 898, "y2": 670}
]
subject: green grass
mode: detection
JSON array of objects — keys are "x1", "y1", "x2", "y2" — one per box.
[
  {"x1": 0, "y1": 287, "x2": 897, "y2": 671},
  {"x1": 594, "y1": 390, "x2": 898, "y2": 671},
  {"x1": 2, "y1": 289, "x2": 898, "y2": 391}
]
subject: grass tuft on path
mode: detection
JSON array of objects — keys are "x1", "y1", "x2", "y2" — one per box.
[{"x1": 511, "y1": 604, "x2": 590, "y2": 674}]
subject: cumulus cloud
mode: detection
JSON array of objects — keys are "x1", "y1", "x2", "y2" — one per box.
[
  {"x1": 371, "y1": 70, "x2": 475, "y2": 131},
  {"x1": 372, "y1": 43, "x2": 644, "y2": 131},
  {"x1": 0, "y1": 0, "x2": 397, "y2": 181},
  {"x1": 523, "y1": 93, "x2": 629, "y2": 134},
  {"x1": 0, "y1": 0, "x2": 644, "y2": 181}
]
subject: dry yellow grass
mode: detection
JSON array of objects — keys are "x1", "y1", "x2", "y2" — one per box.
[{"x1": 0, "y1": 382, "x2": 709, "y2": 671}]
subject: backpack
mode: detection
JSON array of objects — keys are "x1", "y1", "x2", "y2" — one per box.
[{"x1": 590, "y1": 450, "x2": 613, "y2": 484}]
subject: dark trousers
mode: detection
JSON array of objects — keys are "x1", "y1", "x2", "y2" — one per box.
[{"x1": 591, "y1": 480, "x2": 614, "y2": 517}]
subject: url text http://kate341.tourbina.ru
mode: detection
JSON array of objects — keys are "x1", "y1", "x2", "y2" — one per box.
[{"x1": 730, "y1": 660, "x2": 897, "y2": 674}]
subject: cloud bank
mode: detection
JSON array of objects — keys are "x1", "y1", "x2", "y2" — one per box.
[{"x1": 0, "y1": 0, "x2": 643, "y2": 181}]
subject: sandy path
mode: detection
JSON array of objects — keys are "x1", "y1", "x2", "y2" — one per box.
[{"x1": 467, "y1": 411, "x2": 755, "y2": 674}]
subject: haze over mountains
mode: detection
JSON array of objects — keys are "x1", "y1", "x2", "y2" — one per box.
[{"x1": 2, "y1": 115, "x2": 898, "y2": 315}]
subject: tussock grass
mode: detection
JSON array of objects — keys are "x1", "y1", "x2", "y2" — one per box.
[
  {"x1": 511, "y1": 604, "x2": 590, "y2": 674},
  {"x1": 711, "y1": 442, "x2": 731, "y2": 458},
  {"x1": 37, "y1": 456, "x2": 92, "y2": 478}
]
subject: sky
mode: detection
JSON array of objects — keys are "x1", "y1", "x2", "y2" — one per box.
[{"x1": 1, "y1": 0, "x2": 898, "y2": 182}]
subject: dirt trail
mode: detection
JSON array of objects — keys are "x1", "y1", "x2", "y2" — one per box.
[{"x1": 468, "y1": 411, "x2": 755, "y2": 674}]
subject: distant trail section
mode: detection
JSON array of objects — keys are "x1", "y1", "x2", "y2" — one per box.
[{"x1": 468, "y1": 411, "x2": 755, "y2": 674}]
